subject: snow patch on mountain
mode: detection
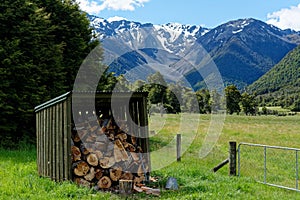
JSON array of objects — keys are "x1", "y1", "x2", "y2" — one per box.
[{"x1": 107, "y1": 16, "x2": 127, "y2": 22}]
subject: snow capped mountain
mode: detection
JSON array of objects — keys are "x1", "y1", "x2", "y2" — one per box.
[
  {"x1": 88, "y1": 14, "x2": 208, "y2": 54},
  {"x1": 87, "y1": 14, "x2": 300, "y2": 89}
]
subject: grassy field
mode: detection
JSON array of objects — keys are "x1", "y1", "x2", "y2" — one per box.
[{"x1": 1, "y1": 114, "x2": 300, "y2": 199}]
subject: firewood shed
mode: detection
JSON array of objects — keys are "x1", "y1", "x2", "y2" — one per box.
[{"x1": 34, "y1": 91, "x2": 150, "y2": 189}]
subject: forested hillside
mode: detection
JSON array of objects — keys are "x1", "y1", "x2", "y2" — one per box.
[{"x1": 248, "y1": 45, "x2": 300, "y2": 109}]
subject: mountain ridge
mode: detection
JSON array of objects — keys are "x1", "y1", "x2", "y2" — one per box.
[{"x1": 87, "y1": 14, "x2": 300, "y2": 89}]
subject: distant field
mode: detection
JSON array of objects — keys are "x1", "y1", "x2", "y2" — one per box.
[
  {"x1": 1, "y1": 114, "x2": 300, "y2": 199},
  {"x1": 259, "y1": 106, "x2": 292, "y2": 113}
]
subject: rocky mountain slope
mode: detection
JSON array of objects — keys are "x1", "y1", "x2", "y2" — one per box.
[{"x1": 88, "y1": 14, "x2": 300, "y2": 89}]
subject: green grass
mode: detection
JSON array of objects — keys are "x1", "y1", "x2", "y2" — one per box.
[{"x1": 1, "y1": 114, "x2": 300, "y2": 199}]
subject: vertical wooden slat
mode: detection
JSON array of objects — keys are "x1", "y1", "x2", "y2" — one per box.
[
  {"x1": 38, "y1": 111, "x2": 42, "y2": 176},
  {"x1": 42, "y1": 109, "x2": 46, "y2": 177},
  {"x1": 36, "y1": 111, "x2": 40, "y2": 176},
  {"x1": 46, "y1": 108, "x2": 50, "y2": 178},
  {"x1": 67, "y1": 97, "x2": 72, "y2": 180},
  {"x1": 129, "y1": 100, "x2": 135, "y2": 137},
  {"x1": 58, "y1": 103, "x2": 63, "y2": 181},
  {"x1": 39, "y1": 111, "x2": 43, "y2": 176},
  {"x1": 53, "y1": 104, "x2": 61, "y2": 181},
  {"x1": 52, "y1": 105, "x2": 55, "y2": 181},
  {"x1": 48, "y1": 107, "x2": 52, "y2": 179},
  {"x1": 44, "y1": 108, "x2": 47, "y2": 178},
  {"x1": 63, "y1": 100, "x2": 68, "y2": 180},
  {"x1": 47, "y1": 107, "x2": 55, "y2": 180},
  {"x1": 142, "y1": 95, "x2": 150, "y2": 177}
]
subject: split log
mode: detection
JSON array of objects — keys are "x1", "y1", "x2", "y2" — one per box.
[
  {"x1": 120, "y1": 171, "x2": 133, "y2": 180},
  {"x1": 96, "y1": 134, "x2": 109, "y2": 143},
  {"x1": 94, "y1": 142, "x2": 106, "y2": 151},
  {"x1": 94, "y1": 150, "x2": 104, "y2": 160},
  {"x1": 133, "y1": 185, "x2": 143, "y2": 193},
  {"x1": 96, "y1": 127, "x2": 105, "y2": 135},
  {"x1": 110, "y1": 166, "x2": 123, "y2": 181},
  {"x1": 142, "y1": 187, "x2": 160, "y2": 196},
  {"x1": 87, "y1": 153, "x2": 98, "y2": 167},
  {"x1": 72, "y1": 132, "x2": 81, "y2": 143},
  {"x1": 134, "y1": 175, "x2": 145, "y2": 185},
  {"x1": 73, "y1": 161, "x2": 90, "y2": 177},
  {"x1": 104, "y1": 143, "x2": 114, "y2": 157},
  {"x1": 130, "y1": 152, "x2": 139, "y2": 162},
  {"x1": 125, "y1": 143, "x2": 136, "y2": 152},
  {"x1": 71, "y1": 146, "x2": 81, "y2": 162},
  {"x1": 116, "y1": 133, "x2": 127, "y2": 142},
  {"x1": 99, "y1": 157, "x2": 115, "y2": 169},
  {"x1": 114, "y1": 139, "x2": 128, "y2": 162},
  {"x1": 108, "y1": 133, "x2": 115, "y2": 141},
  {"x1": 74, "y1": 177, "x2": 92, "y2": 187},
  {"x1": 95, "y1": 169, "x2": 103, "y2": 180},
  {"x1": 90, "y1": 125, "x2": 98, "y2": 133},
  {"x1": 80, "y1": 144, "x2": 90, "y2": 155},
  {"x1": 84, "y1": 167, "x2": 96, "y2": 181},
  {"x1": 131, "y1": 136, "x2": 137, "y2": 145},
  {"x1": 77, "y1": 129, "x2": 88, "y2": 140},
  {"x1": 97, "y1": 176, "x2": 112, "y2": 189},
  {"x1": 137, "y1": 164, "x2": 144, "y2": 177}
]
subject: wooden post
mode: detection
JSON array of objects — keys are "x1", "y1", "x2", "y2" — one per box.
[
  {"x1": 119, "y1": 180, "x2": 133, "y2": 195},
  {"x1": 177, "y1": 134, "x2": 181, "y2": 162},
  {"x1": 212, "y1": 158, "x2": 229, "y2": 173},
  {"x1": 229, "y1": 141, "x2": 237, "y2": 176}
]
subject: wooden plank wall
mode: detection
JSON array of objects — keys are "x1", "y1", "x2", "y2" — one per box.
[{"x1": 36, "y1": 98, "x2": 71, "y2": 181}]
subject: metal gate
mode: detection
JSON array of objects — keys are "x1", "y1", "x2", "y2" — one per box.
[{"x1": 238, "y1": 142, "x2": 300, "y2": 192}]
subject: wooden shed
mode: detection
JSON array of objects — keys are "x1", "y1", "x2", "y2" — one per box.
[{"x1": 34, "y1": 91, "x2": 150, "y2": 188}]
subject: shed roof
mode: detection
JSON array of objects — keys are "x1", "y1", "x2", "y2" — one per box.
[{"x1": 34, "y1": 91, "x2": 148, "y2": 112}]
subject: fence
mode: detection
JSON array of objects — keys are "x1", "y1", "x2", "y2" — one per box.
[{"x1": 238, "y1": 142, "x2": 300, "y2": 192}]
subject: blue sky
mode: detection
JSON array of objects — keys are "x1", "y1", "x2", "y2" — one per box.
[{"x1": 78, "y1": 0, "x2": 300, "y2": 30}]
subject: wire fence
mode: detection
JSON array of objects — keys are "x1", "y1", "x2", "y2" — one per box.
[{"x1": 238, "y1": 142, "x2": 300, "y2": 192}]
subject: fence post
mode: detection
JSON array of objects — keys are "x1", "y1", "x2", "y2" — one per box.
[
  {"x1": 229, "y1": 141, "x2": 237, "y2": 176},
  {"x1": 296, "y1": 150, "x2": 299, "y2": 190},
  {"x1": 177, "y1": 134, "x2": 181, "y2": 162},
  {"x1": 264, "y1": 146, "x2": 267, "y2": 184}
]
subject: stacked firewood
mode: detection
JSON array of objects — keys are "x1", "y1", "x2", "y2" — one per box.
[{"x1": 71, "y1": 114, "x2": 148, "y2": 191}]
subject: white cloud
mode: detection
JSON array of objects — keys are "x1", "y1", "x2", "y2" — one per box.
[
  {"x1": 77, "y1": 0, "x2": 150, "y2": 15},
  {"x1": 266, "y1": 4, "x2": 300, "y2": 31}
]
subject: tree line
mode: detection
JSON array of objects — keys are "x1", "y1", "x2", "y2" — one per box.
[
  {"x1": 99, "y1": 71, "x2": 258, "y2": 116},
  {"x1": 0, "y1": 0, "x2": 98, "y2": 148}
]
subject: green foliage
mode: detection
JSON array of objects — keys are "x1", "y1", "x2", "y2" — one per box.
[
  {"x1": 196, "y1": 89, "x2": 211, "y2": 113},
  {"x1": 240, "y1": 92, "x2": 258, "y2": 115},
  {"x1": 146, "y1": 72, "x2": 168, "y2": 104},
  {"x1": 225, "y1": 85, "x2": 241, "y2": 114},
  {"x1": 0, "y1": 0, "x2": 98, "y2": 148},
  {"x1": 248, "y1": 45, "x2": 300, "y2": 108}
]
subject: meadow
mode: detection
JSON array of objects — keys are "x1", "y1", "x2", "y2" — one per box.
[{"x1": 1, "y1": 114, "x2": 300, "y2": 199}]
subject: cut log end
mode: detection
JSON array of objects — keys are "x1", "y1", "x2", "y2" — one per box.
[
  {"x1": 98, "y1": 176, "x2": 112, "y2": 189},
  {"x1": 110, "y1": 166, "x2": 123, "y2": 181},
  {"x1": 73, "y1": 161, "x2": 90, "y2": 177},
  {"x1": 87, "y1": 153, "x2": 99, "y2": 167}
]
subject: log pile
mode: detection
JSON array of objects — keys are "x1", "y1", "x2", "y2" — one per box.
[{"x1": 71, "y1": 114, "x2": 149, "y2": 192}]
